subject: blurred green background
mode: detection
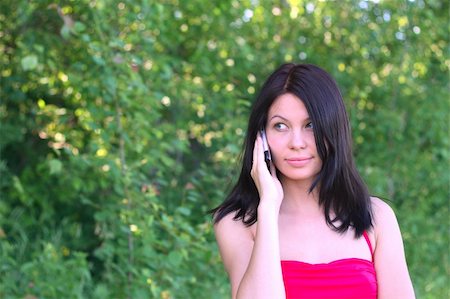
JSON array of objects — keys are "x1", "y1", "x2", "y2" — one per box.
[{"x1": 0, "y1": 0, "x2": 448, "y2": 298}]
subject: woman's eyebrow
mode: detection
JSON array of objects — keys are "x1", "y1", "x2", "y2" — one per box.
[
  {"x1": 269, "y1": 115, "x2": 289, "y2": 121},
  {"x1": 269, "y1": 115, "x2": 311, "y2": 122}
]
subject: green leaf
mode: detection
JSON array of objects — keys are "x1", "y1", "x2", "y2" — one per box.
[
  {"x1": 167, "y1": 250, "x2": 183, "y2": 267},
  {"x1": 20, "y1": 55, "x2": 38, "y2": 71},
  {"x1": 176, "y1": 206, "x2": 191, "y2": 216},
  {"x1": 60, "y1": 24, "x2": 71, "y2": 39},
  {"x1": 48, "y1": 159, "x2": 63, "y2": 175},
  {"x1": 73, "y1": 22, "x2": 86, "y2": 34}
]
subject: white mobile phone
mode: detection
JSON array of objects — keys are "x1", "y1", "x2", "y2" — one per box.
[{"x1": 260, "y1": 128, "x2": 272, "y2": 171}]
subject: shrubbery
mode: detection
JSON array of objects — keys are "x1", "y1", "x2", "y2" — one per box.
[{"x1": 1, "y1": 0, "x2": 448, "y2": 298}]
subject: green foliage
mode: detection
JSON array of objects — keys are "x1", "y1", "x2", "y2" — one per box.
[
  {"x1": 2, "y1": 241, "x2": 91, "y2": 298},
  {"x1": 0, "y1": 0, "x2": 448, "y2": 298}
]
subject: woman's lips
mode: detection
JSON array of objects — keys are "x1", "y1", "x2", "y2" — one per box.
[{"x1": 285, "y1": 157, "x2": 313, "y2": 167}]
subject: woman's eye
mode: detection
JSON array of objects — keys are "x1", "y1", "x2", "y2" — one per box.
[
  {"x1": 274, "y1": 123, "x2": 288, "y2": 130},
  {"x1": 306, "y1": 122, "x2": 314, "y2": 129}
]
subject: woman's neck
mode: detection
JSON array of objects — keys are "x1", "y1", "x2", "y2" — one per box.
[{"x1": 279, "y1": 176, "x2": 322, "y2": 216}]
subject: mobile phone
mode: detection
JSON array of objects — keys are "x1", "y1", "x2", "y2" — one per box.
[{"x1": 260, "y1": 128, "x2": 272, "y2": 172}]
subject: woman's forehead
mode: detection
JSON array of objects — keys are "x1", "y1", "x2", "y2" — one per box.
[{"x1": 268, "y1": 93, "x2": 310, "y2": 120}]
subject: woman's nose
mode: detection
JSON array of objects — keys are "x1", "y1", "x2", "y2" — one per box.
[{"x1": 289, "y1": 130, "x2": 307, "y2": 149}]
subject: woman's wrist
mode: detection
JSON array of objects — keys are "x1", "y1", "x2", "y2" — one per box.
[{"x1": 257, "y1": 198, "x2": 281, "y2": 218}]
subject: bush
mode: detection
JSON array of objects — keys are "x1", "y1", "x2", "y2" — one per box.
[{"x1": 0, "y1": 0, "x2": 448, "y2": 298}]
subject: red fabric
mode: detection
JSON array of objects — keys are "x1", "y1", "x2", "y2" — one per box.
[{"x1": 281, "y1": 232, "x2": 377, "y2": 299}]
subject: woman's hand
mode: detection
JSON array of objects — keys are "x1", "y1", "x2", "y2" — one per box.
[{"x1": 250, "y1": 134, "x2": 284, "y2": 211}]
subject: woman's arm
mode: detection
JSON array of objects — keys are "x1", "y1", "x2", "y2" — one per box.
[
  {"x1": 214, "y1": 135, "x2": 285, "y2": 299},
  {"x1": 372, "y1": 198, "x2": 415, "y2": 298},
  {"x1": 214, "y1": 205, "x2": 285, "y2": 299}
]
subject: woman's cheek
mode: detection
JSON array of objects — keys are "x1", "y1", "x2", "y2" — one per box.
[
  {"x1": 269, "y1": 148, "x2": 282, "y2": 168},
  {"x1": 267, "y1": 136, "x2": 281, "y2": 158}
]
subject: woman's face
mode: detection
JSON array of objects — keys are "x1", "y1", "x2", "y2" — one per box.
[{"x1": 265, "y1": 93, "x2": 322, "y2": 183}]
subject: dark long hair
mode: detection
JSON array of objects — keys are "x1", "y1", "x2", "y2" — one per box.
[{"x1": 212, "y1": 63, "x2": 372, "y2": 237}]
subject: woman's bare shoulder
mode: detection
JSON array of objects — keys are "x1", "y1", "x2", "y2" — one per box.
[
  {"x1": 370, "y1": 196, "x2": 401, "y2": 240},
  {"x1": 371, "y1": 196, "x2": 397, "y2": 222},
  {"x1": 214, "y1": 212, "x2": 255, "y2": 241},
  {"x1": 369, "y1": 199, "x2": 415, "y2": 297},
  {"x1": 213, "y1": 212, "x2": 256, "y2": 294}
]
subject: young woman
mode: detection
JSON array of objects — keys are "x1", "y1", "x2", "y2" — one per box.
[{"x1": 212, "y1": 63, "x2": 415, "y2": 299}]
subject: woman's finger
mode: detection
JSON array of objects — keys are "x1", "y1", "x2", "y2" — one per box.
[
  {"x1": 252, "y1": 135, "x2": 260, "y2": 171},
  {"x1": 270, "y1": 160, "x2": 277, "y2": 178}
]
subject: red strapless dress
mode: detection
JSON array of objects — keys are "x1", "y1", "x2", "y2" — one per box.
[{"x1": 281, "y1": 232, "x2": 377, "y2": 299}]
